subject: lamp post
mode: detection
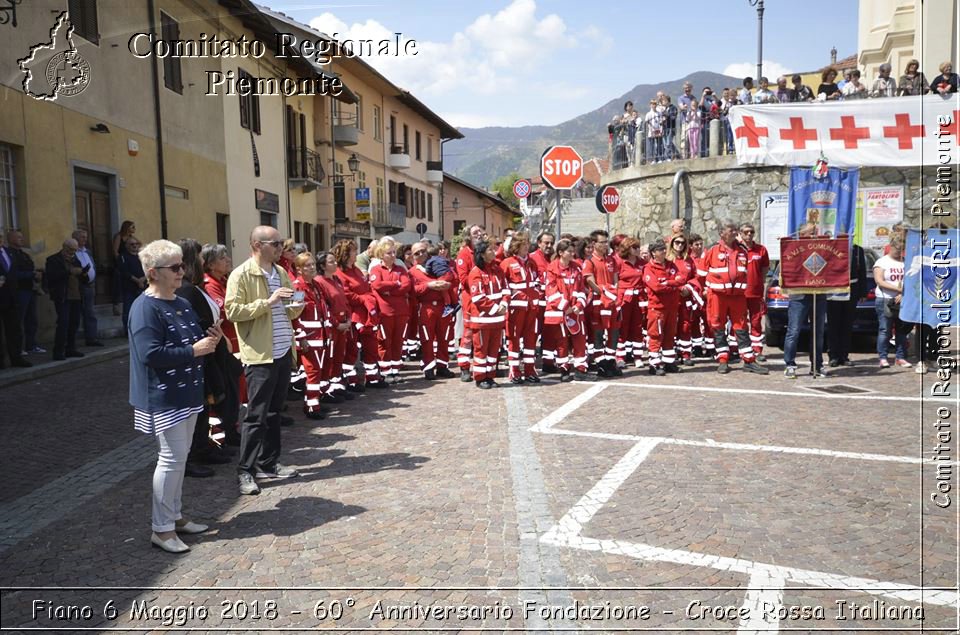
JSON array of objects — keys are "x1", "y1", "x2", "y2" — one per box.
[{"x1": 748, "y1": 0, "x2": 764, "y2": 80}]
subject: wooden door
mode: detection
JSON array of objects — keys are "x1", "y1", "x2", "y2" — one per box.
[{"x1": 75, "y1": 188, "x2": 113, "y2": 303}]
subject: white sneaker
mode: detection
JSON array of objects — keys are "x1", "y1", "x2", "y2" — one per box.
[{"x1": 916, "y1": 362, "x2": 928, "y2": 374}]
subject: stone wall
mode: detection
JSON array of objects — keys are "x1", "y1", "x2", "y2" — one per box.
[{"x1": 601, "y1": 155, "x2": 947, "y2": 245}]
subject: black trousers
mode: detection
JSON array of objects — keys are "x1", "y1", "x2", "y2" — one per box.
[
  {"x1": 53, "y1": 298, "x2": 81, "y2": 357},
  {"x1": 238, "y1": 352, "x2": 292, "y2": 475},
  {"x1": 0, "y1": 301, "x2": 23, "y2": 365},
  {"x1": 826, "y1": 297, "x2": 857, "y2": 362}
]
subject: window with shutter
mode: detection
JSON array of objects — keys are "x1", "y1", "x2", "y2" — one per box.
[
  {"x1": 160, "y1": 13, "x2": 182, "y2": 93},
  {"x1": 299, "y1": 113, "x2": 307, "y2": 177},
  {"x1": 415, "y1": 132, "x2": 421, "y2": 161},
  {"x1": 68, "y1": 0, "x2": 99, "y2": 44},
  {"x1": 420, "y1": 191, "x2": 426, "y2": 220},
  {"x1": 427, "y1": 193, "x2": 433, "y2": 222}
]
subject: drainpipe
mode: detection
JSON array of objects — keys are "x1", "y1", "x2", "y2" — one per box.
[
  {"x1": 440, "y1": 138, "x2": 453, "y2": 240},
  {"x1": 146, "y1": 0, "x2": 168, "y2": 239},
  {"x1": 672, "y1": 168, "x2": 689, "y2": 220}
]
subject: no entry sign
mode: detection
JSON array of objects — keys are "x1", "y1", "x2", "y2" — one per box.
[
  {"x1": 540, "y1": 146, "x2": 583, "y2": 190},
  {"x1": 513, "y1": 179, "x2": 531, "y2": 199},
  {"x1": 595, "y1": 185, "x2": 620, "y2": 214}
]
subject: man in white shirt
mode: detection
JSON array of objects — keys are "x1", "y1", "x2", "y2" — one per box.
[{"x1": 72, "y1": 229, "x2": 102, "y2": 346}]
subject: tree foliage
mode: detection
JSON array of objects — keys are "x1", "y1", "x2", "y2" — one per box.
[{"x1": 489, "y1": 172, "x2": 523, "y2": 212}]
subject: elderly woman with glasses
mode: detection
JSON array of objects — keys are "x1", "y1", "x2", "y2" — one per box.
[{"x1": 128, "y1": 240, "x2": 222, "y2": 553}]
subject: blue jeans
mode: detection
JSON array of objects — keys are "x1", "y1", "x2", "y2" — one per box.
[
  {"x1": 783, "y1": 295, "x2": 826, "y2": 370},
  {"x1": 80, "y1": 283, "x2": 99, "y2": 343},
  {"x1": 875, "y1": 296, "x2": 912, "y2": 360}
]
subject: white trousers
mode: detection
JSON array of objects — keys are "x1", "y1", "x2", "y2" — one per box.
[{"x1": 152, "y1": 414, "x2": 197, "y2": 532}]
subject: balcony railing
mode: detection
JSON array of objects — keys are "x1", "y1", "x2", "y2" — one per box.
[
  {"x1": 387, "y1": 144, "x2": 410, "y2": 169},
  {"x1": 375, "y1": 203, "x2": 406, "y2": 232},
  {"x1": 287, "y1": 146, "x2": 324, "y2": 190},
  {"x1": 426, "y1": 160, "x2": 443, "y2": 184}
]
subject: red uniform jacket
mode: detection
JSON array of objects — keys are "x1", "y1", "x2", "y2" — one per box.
[
  {"x1": 455, "y1": 245, "x2": 474, "y2": 292},
  {"x1": 316, "y1": 275, "x2": 349, "y2": 326},
  {"x1": 701, "y1": 241, "x2": 749, "y2": 295},
  {"x1": 292, "y1": 275, "x2": 330, "y2": 346},
  {"x1": 672, "y1": 255, "x2": 704, "y2": 308},
  {"x1": 500, "y1": 255, "x2": 540, "y2": 310},
  {"x1": 643, "y1": 259, "x2": 686, "y2": 311},
  {"x1": 369, "y1": 263, "x2": 413, "y2": 317},
  {"x1": 336, "y1": 266, "x2": 379, "y2": 328},
  {"x1": 544, "y1": 259, "x2": 587, "y2": 325},
  {"x1": 409, "y1": 264, "x2": 454, "y2": 305},
  {"x1": 583, "y1": 254, "x2": 619, "y2": 311},
  {"x1": 616, "y1": 257, "x2": 647, "y2": 308},
  {"x1": 742, "y1": 241, "x2": 770, "y2": 298},
  {"x1": 203, "y1": 273, "x2": 238, "y2": 351},
  {"x1": 465, "y1": 263, "x2": 507, "y2": 329},
  {"x1": 528, "y1": 250, "x2": 552, "y2": 307}
]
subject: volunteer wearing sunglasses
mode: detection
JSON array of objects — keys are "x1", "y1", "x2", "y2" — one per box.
[{"x1": 128, "y1": 240, "x2": 223, "y2": 553}]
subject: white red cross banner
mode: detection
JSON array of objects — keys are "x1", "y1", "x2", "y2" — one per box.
[{"x1": 728, "y1": 94, "x2": 960, "y2": 167}]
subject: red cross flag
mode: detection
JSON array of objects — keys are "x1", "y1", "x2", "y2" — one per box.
[{"x1": 728, "y1": 95, "x2": 953, "y2": 167}]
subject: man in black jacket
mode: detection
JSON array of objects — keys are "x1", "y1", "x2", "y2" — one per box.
[
  {"x1": 0, "y1": 233, "x2": 31, "y2": 368},
  {"x1": 45, "y1": 238, "x2": 86, "y2": 361},
  {"x1": 7, "y1": 230, "x2": 43, "y2": 354},
  {"x1": 827, "y1": 242, "x2": 869, "y2": 367}
]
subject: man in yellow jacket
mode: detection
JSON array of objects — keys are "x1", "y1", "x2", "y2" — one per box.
[{"x1": 226, "y1": 225, "x2": 304, "y2": 495}]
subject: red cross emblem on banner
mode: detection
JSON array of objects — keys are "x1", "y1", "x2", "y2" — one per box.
[
  {"x1": 828, "y1": 115, "x2": 871, "y2": 149},
  {"x1": 779, "y1": 117, "x2": 818, "y2": 149},
  {"x1": 883, "y1": 113, "x2": 924, "y2": 149},
  {"x1": 735, "y1": 116, "x2": 769, "y2": 148}
]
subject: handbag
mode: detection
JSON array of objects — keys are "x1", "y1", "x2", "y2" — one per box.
[{"x1": 884, "y1": 296, "x2": 901, "y2": 318}]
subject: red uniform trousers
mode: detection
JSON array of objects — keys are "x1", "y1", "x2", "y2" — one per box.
[
  {"x1": 677, "y1": 302, "x2": 696, "y2": 360},
  {"x1": 340, "y1": 329, "x2": 360, "y2": 386},
  {"x1": 506, "y1": 306, "x2": 538, "y2": 378},
  {"x1": 617, "y1": 296, "x2": 645, "y2": 366},
  {"x1": 403, "y1": 308, "x2": 420, "y2": 358},
  {"x1": 745, "y1": 296, "x2": 765, "y2": 355},
  {"x1": 705, "y1": 293, "x2": 755, "y2": 363},
  {"x1": 547, "y1": 320, "x2": 588, "y2": 373},
  {"x1": 472, "y1": 327, "x2": 503, "y2": 381},
  {"x1": 353, "y1": 324, "x2": 382, "y2": 384},
  {"x1": 326, "y1": 327, "x2": 348, "y2": 392},
  {"x1": 299, "y1": 338, "x2": 328, "y2": 414},
  {"x1": 418, "y1": 301, "x2": 448, "y2": 372},
  {"x1": 378, "y1": 314, "x2": 406, "y2": 377},
  {"x1": 647, "y1": 305, "x2": 679, "y2": 367},
  {"x1": 457, "y1": 289, "x2": 474, "y2": 370},
  {"x1": 537, "y1": 303, "x2": 559, "y2": 370},
  {"x1": 689, "y1": 305, "x2": 705, "y2": 354},
  {"x1": 588, "y1": 303, "x2": 620, "y2": 365}
]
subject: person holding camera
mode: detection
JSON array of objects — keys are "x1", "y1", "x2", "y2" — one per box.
[
  {"x1": 45, "y1": 238, "x2": 87, "y2": 361},
  {"x1": 226, "y1": 226, "x2": 305, "y2": 496},
  {"x1": 873, "y1": 235, "x2": 913, "y2": 369}
]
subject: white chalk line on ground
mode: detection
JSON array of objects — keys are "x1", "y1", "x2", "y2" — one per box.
[
  {"x1": 531, "y1": 386, "x2": 959, "y2": 633},
  {"x1": 582, "y1": 380, "x2": 947, "y2": 402}
]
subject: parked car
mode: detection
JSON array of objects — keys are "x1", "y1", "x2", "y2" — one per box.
[{"x1": 764, "y1": 249, "x2": 879, "y2": 349}]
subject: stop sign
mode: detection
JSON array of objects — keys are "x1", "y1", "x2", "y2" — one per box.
[
  {"x1": 540, "y1": 145, "x2": 583, "y2": 190},
  {"x1": 597, "y1": 185, "x2": 620, "y2": 213}
]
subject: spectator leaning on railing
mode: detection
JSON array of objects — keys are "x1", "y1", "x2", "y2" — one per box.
[
  {"x1": 841, "y1": 69, "x2": 868, "y2": 99},
  {"x1": 737, "y1": 77, "x2": 754, "y2": 105},
  {"x1": 931, "y1": 61, "x2": 959, "y2": 95},
  {"x1": 775, "y1": 77, "x2": 794, "y2": 103},
  {"x1": 817, "y1": 67, "x2": 842, "y2": 101},
  {"x1": 871, "y1": 63, "x2": 897, "y2": 98},
  {"x1": 752, "y1": 77, "x2": 777, "y2": 104},
  {"x1": 898, "y1": 59, "x2": 929, "y2": 96},
  {"x1": 791, "y1": 74, "x2": 815, "y2": 101}
]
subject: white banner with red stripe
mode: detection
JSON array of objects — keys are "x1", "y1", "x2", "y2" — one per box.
[{"x1": 728, "y1": 94, "x2": 960, "y2": 167}]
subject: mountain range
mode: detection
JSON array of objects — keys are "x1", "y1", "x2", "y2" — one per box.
[{"x1": 443, "y1": 71, "x2": 741, "y2": 188}]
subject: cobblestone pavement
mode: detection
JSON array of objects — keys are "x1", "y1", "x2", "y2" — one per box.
[{"x1": 0, "y1": 348, "x2": 956, "y2": 633}]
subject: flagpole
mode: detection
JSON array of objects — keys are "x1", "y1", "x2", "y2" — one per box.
[{"x1": 811, "y1": 294, "x2": 818, "y2": 379}]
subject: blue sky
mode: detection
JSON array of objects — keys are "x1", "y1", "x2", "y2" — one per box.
[{"x1": 268, "y1": 0, "x2": 860, "y2": 128}]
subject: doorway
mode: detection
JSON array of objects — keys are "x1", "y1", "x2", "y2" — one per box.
[{"x1": 74, "y1": 169, "x2": 114, "y2": 304}]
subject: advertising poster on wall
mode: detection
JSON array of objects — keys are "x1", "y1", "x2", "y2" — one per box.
[
  {"x1": 858, "y1": 186, "x2": 904, "y2": 252},
  {"x1": 759, "y1": 191, "x2": 789, "y2": 260}
]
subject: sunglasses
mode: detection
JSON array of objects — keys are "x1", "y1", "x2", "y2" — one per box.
[
  {"x1": 260, "y1": 240, "x2": 284, "y2": 248},
  {"x1": 413, "y1": 250, "x2": 427, "y2": 256},
  {"x1": 157, "y1": 263, "x2": 185, "y2": 273},
  {"x1": 673, "y1": 241, "x2": 687, "y2": 245}
]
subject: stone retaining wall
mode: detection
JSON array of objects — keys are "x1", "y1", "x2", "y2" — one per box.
[{"x1": 601, "y1": 156, "x2": 947, "y2": 245}]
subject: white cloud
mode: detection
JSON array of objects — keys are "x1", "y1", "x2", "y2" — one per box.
[
  {"x1": 307, "y1": 0, "x2": 593, "y2": 122},
  {"x1": 722, "y1": 60, "x2": 793, "y2": 81}
]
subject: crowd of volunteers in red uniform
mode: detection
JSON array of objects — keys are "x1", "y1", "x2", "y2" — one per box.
[{"x1": 268, "y1": 217, "x2": 771, "y2": 415}]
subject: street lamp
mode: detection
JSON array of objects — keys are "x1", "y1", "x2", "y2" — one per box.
[
  {"x1": 748, "y1": 0, "x2": 764, "y2": 81},
  {"x1": 452, "y1": 197, "x2": 459, "y2": 211},
  {"x1": 347, "y1": 152, "x2": 360, "y2": 175},
  {"x1": 329, "y1": 152, "x2": 361, "y2": 183}
]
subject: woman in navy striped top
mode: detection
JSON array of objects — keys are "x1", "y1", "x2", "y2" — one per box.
[{"x1": 128, "y1": 240, "x2": 222, "y2": 553}]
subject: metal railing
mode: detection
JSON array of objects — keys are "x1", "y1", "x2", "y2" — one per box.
[
  {"x1": 389, "y1": 143, "x2": 409, "y2": 156},
  {"x1": 287, "y1": 145, "x2": 324, "y2": 182},
  {"x1": 375, "y1": 202, "x2": 406, "y2": 229}
]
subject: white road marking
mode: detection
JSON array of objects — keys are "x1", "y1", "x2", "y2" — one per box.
[
  {"x1": 603, "y1": 381, "x2": 942, "y2": 402},
  {"x1": 738, "y1": 570, "x2": 786, "y2": 634},
  {"x1": 528, "y1": 383, "x2": 608, "y2": 432}
]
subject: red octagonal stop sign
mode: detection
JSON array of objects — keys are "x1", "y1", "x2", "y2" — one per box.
[
  {"x1": 540, "y1": 145, "x2": 583, "y2": 190},
  {"x1": 600, "y1": 185, "x2": 620, "y2": 213}
]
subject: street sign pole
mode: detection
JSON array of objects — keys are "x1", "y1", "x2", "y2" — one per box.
[
  {"x1": 606, "y1": 209, "x2": 610, "y2": 235},
  {"x1": 555, "y1": 189, "x2": 561, "y2": 237}
]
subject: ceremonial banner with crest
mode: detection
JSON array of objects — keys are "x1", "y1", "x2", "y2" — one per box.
[
  {"x1": 901, "y1": 229, "x2": 960, "y2": 328},
  {"x1": 788, "y1": 167, "x2": 859, "y2": 237},
  {"x1": 729, "y1": 94, "x2": 958, "y2": 167},
  {"x1": 779, "y1": 237, "x2": 850, "y2": 294}
]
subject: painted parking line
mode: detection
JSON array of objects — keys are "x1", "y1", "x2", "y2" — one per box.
[
  {"x1": 595, "y1": 380, "x2": 945, "y2": 402},
  {"x1": 528, "y1": 383, "x2": 608, "y2": 432}
]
